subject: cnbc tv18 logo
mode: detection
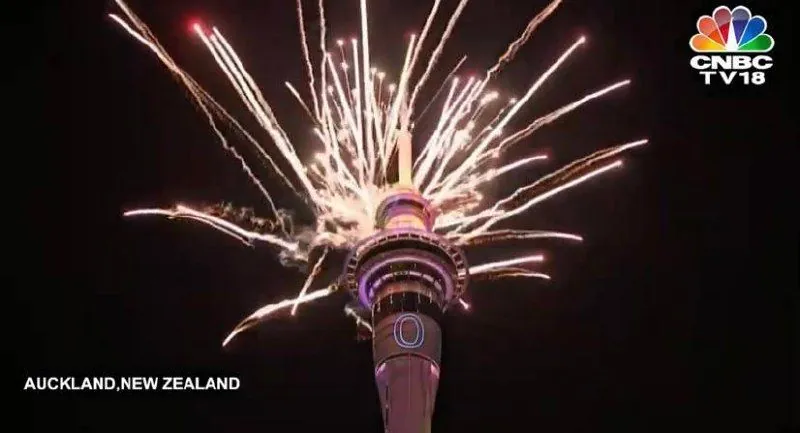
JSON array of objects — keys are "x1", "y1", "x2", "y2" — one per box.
[{"x1": 689, "y1": 6, "x2": 774, "y2": 85}]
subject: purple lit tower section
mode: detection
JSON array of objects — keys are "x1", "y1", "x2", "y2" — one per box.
[{"x1": 342, "y1": 131, "x2": 469, "y2": 432}]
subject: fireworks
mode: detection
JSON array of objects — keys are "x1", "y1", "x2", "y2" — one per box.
[{"x1": 111, "y1": 0, "x2": 646, "y2": 345}]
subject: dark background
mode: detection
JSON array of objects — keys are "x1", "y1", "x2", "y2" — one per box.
[{"x1": 13, "y1": 0, "x2": 794, "y2": 431}]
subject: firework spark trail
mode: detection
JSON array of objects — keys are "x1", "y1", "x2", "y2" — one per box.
[
  {"x1": 430, "y1": 153, "x2": 549, "y2": 207},
  {"x1": 108, "y1": 11, "x2": 289, "y2": 228},
  {"x1": 222, "y1": 286, "x2": 336, "y2": 346},
  {"x1": 123, "y1": 206, "x2": 299, "y2": 251},
  {"x1": 208, "y1": 29, "x2": 323, "y2": 207},
  {"x1": 413, "y1": 75, "x2": 465, "y2": 171},
  {"x1": 440, "y1": 155, "x2": 629, "y2": 239},
  {"x1": 488, "y1": 139, "x2": 649, "y2": 214},
  {"x1": 205, "y1": 202, "x2": 287, "y2": 233},
  {"x1": 345, "y1": 305, "x2": 373, "y2": 332},
  {"x1": 382, "y1": 34, "x2": 418, "y2": 165},
  {"x1": 452, "y1": 230, "x2": 582, "y2": 246},
  {"x1": 435, "y1": 209, "x2": 502, "y2": 232},
  {"x1": 496, "y1": 80, "x2": 632, "y2": 153},
  {"x1": 111, "y1": 0, "x2": 647, "y2": 342},
  {"x1": 359, "y1": 0, "x2": 375, "y2": 179},
  {"x1": 405, "y1": 0, "x2": 443, "y2": 101},
  {"x1": 405, "y1": 0, "x2": 470, "y2": 124},
  {"x1": 296, "y1": 0, "x2": 321, "y2": 120},
  {"x1": 429, "y1": 35, "x2": 587, "y2": 198},
  {"x1": 318, "y1": 0, "x2": 328, "y2": 137},
  {"x1": 486, "y1": 0, "x2": 563, "y2": 80},
  {"x1": 197, "y1": 30, "x2": 266, "y2": 123},
  {"x1": 140, "y1": 212, "x2": 252, "y2": 245},
  {"x1": 285, "y1": 81, "x2": 317, "y2": 122},
  {"x1": 469, "y1": 158, "x2": 628, "y2": 237},
  {"x1": 412, "y1": 0, "x2": 563, "y2": 171},
  {"x1": 465, "y1": 254, "x2": 545, "y2": 275},
  {"x1": 290, "y1": 248, "x2": 330, "y2": 315},
  {"x1": 409, "y1": 0, "x2": 442, "y2": 62},
  {"x1": 423, "y1": 42, "x2": 573, "y2": 196},
  {"x1": 111, "y1": 0, "x2": 305, "y2": 217},
  {"x1": 414, "y1": 55, "x2": 467, "y2": 123},
  {"x1": 352, "y1": 39, "x2": 367, "y2": 177},
  {"x1": 472, "y1": 267, "x2": 552, "y2": 281},
  {"x1": 439, "y1": 79, "x2": 634, "y2": 199},
  {"x1": 325, "y1": 53, "x2": 368, "y2": 186},
  {"x1": 441, "y1": 139, "x2": 646, "y2": 237},
  {"x1": 338, "y1": 44, "x2": 352, "y2": 108},
  {"x1": 414, "y1": 77, "x2": 478, "y2": 187}
]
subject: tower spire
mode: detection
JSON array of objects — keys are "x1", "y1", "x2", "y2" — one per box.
[{"x1": 397, "y1": 128, "x2": 413, "y2": 187}]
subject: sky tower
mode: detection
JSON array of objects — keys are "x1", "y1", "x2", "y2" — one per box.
[
  {"x1": 342, "y1": 130, "x2": 469, "y2": 432},
  {"x1": 109, "y1": 1, "x2": 652, "y2": 429}
]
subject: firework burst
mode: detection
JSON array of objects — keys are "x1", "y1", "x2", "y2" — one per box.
[{"x1": 111, "y1": 0, "x2": 646, "y2": 344}]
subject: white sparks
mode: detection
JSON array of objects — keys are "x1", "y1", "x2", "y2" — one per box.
[{"x1": 111, "y1": 0, "x2": 645, "y2": 344}]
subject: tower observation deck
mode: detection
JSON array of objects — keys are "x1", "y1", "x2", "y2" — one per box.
[{"x1": 342, "y1": 130, "x2": 469, "y2": 432}]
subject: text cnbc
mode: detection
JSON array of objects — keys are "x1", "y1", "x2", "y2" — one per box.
[{"x1": 689, "y1": 6, "x2": 775, "y2": 86}]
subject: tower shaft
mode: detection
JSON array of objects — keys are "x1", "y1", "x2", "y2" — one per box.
[{"x1": 372, "y1": 287, "x2": 441, "y2": 433}]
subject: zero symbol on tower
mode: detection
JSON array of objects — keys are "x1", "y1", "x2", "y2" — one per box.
[{"x1": 393, "y1": 313, "x2": 425, "y2": 349}]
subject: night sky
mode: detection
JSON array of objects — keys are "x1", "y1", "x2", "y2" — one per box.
[{"x1": 14, "y1": 0, "x2": 794, "y2": 432}]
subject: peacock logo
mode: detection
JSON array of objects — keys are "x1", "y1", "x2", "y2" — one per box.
[{"x1": 690, "y1": 6, "x2": 774, "y2": 53}]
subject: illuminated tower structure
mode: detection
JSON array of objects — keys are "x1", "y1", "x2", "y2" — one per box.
[{"x1": 342, "y1": 130, "x2": 469, "y2": 432}]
